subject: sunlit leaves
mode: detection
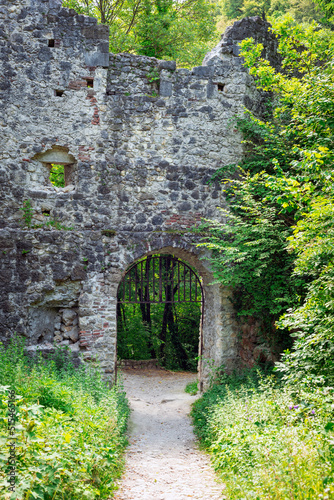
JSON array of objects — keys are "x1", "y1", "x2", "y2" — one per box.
[
  {"x1": 0, "y1": 339, "x2": 129, "y2": 499},
  {"x1": 192, "y1": 371, "x2": 334, "y2": 498},
  {"x1": 202, "y1": 17, "x2": 334, "y2": 385},
  {"x1": 63, "y1": 0, "x2": 220, "y2": 67}
]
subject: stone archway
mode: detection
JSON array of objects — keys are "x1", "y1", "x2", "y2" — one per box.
[{"x1": 78, "y1": 240, "x2": 238, "y2": 391}]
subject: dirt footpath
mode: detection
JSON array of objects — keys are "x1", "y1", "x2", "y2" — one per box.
[{"x1": 114, "y1": 368, "x2": 224, "y2": 500}]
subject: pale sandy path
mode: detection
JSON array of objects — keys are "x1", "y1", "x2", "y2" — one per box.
[{"x1": 114, "y1": 368, "x2": 224, "y2": 500}]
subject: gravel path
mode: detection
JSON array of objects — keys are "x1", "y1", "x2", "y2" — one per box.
[{"x1": 114, "y1": 368, "x2": 224, "y2": 500}]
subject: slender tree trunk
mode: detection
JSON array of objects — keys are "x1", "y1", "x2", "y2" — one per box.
[{"x1": 137, "y1": 256, "x2": 155, "y2": 357}]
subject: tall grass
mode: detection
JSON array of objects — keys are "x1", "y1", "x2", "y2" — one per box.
[
  {"x1": 191, "y1": 369, "x2": 334, "y2": 499},
  {"x1": 0, "y1": 337, "x2": 129, "y2": 499}
]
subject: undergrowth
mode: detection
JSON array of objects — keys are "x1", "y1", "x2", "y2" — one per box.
[
  {"x1": 191, "y1": 369, "x2": 334, "y2": 499},
  {"x1": 185, "y1": 380, "x2": 198, "y2": 396},
  {"x1": 0, "y1": 337, "x2": 129, "y2": 499}
]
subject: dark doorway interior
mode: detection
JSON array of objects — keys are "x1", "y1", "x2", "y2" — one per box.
[{"x1": 117, "y1": 254, "x2": 203, "y2": 371}]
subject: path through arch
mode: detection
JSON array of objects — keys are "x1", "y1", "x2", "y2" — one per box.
[{"x1": 114, "y1": 368, "x2": 224, "y2": 500}]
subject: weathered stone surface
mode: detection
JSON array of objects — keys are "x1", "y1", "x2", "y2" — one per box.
[
  {"x1": 0, "y1": 0, "x2": 278, "y2": 388},
  {"x1": 62, "y1": 309, "x2": 77, "y2": 325},
  {"x1": 68, "y1": 327, "x2": 79, "y2": 343}
]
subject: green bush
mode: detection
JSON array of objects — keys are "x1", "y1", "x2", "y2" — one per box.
[
  {"x1": 185, "y1": 380, "x2": 198, "y2": 395},
  {"x1": 0, "y1": 337, "x2": 129, "y2": 499},
  {"x1": 191, "y1": 370, "x2": 334, "y2": 499}
]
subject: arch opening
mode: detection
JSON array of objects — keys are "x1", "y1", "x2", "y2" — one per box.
[{"x1": 116, "y1": 254, "x2": 203, "y2": 373}]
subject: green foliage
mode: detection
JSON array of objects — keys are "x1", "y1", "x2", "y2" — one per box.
[
  {"x1": 201, "y1": 17, "x2": 334, "y2": 382},
  {"x1": 117, "y1": 301, "x2": 201, "y2": 371},
  {"x1": 63, "y1": 0, "x2": 220, "y2": 67},
  {"x1": 313, "y1": 0, "x2": 334, "y2": 23},
  {"x1": 0, "y1": 337, "x2": 129, "y2": 499},
  {"x1": 276, "y1": 197, "x2": 334, "y2": 385},
  {"x1": 191, "y1": 369, "x2": 334, "y2": 498},
  {"x1": 20, "y1": 199, "x2": 33, "y2": 228},
  {"x1": 135, "y1": 0, "x2": 220, "y2": 65},
  {"x1": 221, "y1": 0, "x2": 325, "y2": 23},
  {"x1": 239, "y1": 17, "x2": 334, "y2": 384},
  {"x1": 117, "y1": 255, "x2": 202, "y2": 371},
  {"x1": 199, "y1": 178, "x2": 301, "y2": 321},
  {"x1": 146, "y1": 67, "x2": 160, "y2": 83},
  {"x1": 241, "y1": 16, "x2": 334, "y2": 93},
  {"x1": 185, "y1": 380, "x2": 198, "y2": 395},
  {"x1": 19, "y1": 199, "x2": 73, "y2": 231},
  {"x1": 199, "y1": 114, "x2": 306, "y2": 348},
  {"x1": 49, "y1": 164, "x2": 65, "y2": 188},
  {"x1": 117, "y1": 312, "x2": 157, "y2": 360}
]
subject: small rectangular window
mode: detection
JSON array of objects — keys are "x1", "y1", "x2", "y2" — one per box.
[
  {"x1": 217, "y1": 84, "x2": 225, "y2": 92},
  {"x1": 50, "y1": 164, "x2": 65, "y2": 188},
  {"x1": 86, "y1": 78, "x2": 94, "y2": 88},
  {"x1": 55, "y1": 90, "x2": 64, "y2": 97},
  {"x1": 48, "y1": 39, "x2": 55, "y2": 47}
]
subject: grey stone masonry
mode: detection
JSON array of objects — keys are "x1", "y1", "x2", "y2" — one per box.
[{"x1": 0, "y1": 0, "x2": 278, "y2": 388}]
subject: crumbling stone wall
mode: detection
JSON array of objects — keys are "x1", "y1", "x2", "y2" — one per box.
[{"x1": 0, "y1": 0, "x2": 278, "y2": 387}]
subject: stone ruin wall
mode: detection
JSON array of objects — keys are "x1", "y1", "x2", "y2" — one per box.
[{"x1": 0, "y1": 0, "x2": 280, "y2": 386}]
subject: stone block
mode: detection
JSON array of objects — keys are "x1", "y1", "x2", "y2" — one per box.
[
  {"x1": 69, "y1": 341, "x2": 80, "y2": 351},
  {"x1": 233, "y1": 42, "x2": 241, "y2": 56},
  {"x1": 159, "y1": 80, "x2": 173, "y2": 97},
  {"x1": 192, "y1": 66, "x2": 213, "y2": 78},
  {"x1": 82, "y1": 25, "x2": 109, "y2": 41},
  {"x1": 54, "y1": 333, "x2": 63, "y2": 343},
  {"x1": 207, "y1": 82, "x2": 216, "y2": 99},
  {"x1": 158, "y1": 60, "x2": 176, "y2": 71},
  {"x1": 69, "y1": 327, "x2": 79, "y2": 343},
  {"x1": 62, "y1": 308, "x2": 77, "y2": 325},
  {"x1": 85, "y1": 52, "x2": 109, "y2": 68}
]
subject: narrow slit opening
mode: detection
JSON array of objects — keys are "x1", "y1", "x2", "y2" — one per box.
[
  {"x1": 48, "y1": 39, "x2": 55, "y2": 47},
  {"x1": 86, "y1": 78, "x2": 94, "y2": 88}
]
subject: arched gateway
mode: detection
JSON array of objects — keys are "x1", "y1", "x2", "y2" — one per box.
[
  {"x1": 0, "y1": 0, "x2": 278, "y2": 389},
  {"x1": 78, "y1": 242, "x2": 237, "y2": 390}
]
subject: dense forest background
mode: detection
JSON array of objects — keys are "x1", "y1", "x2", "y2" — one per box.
[
  {"x1": 62, "y1": 0, "x2": 331, "y2": 66},
  {"x1": 117, "y1": 255, "x2": 201, "y2": 371}
]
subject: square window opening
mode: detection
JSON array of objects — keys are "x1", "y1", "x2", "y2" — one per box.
[
  {"x1": 217, "y1": 84, "x2": 225, "y2": 92},
  {"x1": 86, "y1": 78, "x2": 94, "y2": 88},
  {"x1": 55, "y1": 89, "x2": 64, "y2": 97},
  {"x1": 48, "y1": 39, "x2": 55, "y2": 47},
  {"x1": 42, "y1": 209, "x2": 51, "y2": 216}
]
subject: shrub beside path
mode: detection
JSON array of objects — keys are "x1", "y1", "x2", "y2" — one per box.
[{"x1": 114, "y1": 368, "x2": 224, "y2": 500}]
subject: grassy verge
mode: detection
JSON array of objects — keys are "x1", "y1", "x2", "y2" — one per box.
[
  {"x1": 191, "y1": 369, "x2": 334, "y2": 499},
  {"x1": 0, "y1": 337, "x2": 129, "y2": 499},
  {"x1": 185, "y1": 380, "x2": 198, "y2": 396}
]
